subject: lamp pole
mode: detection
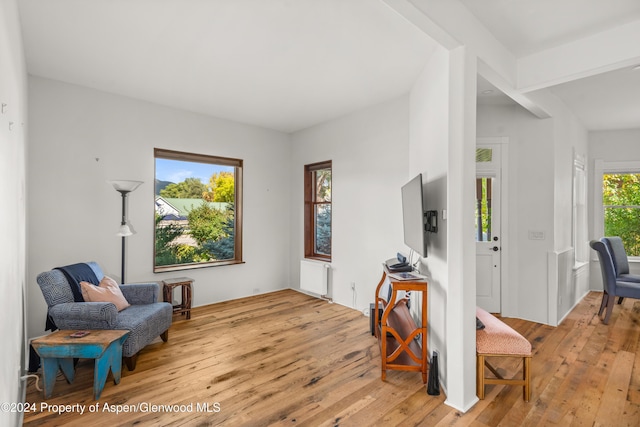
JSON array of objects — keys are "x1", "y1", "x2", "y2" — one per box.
[
  {"x1": 109, "y1": 180, "x2": 143, "y2": 284},
  {"x1": 118, "y1": 190, "x2": 130, "y2": 284}
]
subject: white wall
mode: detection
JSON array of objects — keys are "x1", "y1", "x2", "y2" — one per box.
[
  {"x1": 409, "y1": 44, "x2": 450, "y2": 395},
  {"x1": 0, "y1": 0, "x2": 27, "y2": 425},
  {"x1": 476, "y1": 103, "x2": 554, "y2": 322},
  {"x1": 589, "y1": 129, "x2": 640, "y2": 287},
  {"x1": 27, "y1": 76, "x2": 292, "y2": 339},
  {"x1": 477, "y1": 99, "x2": 589, "y2": 325},
  {"x1": 289, "y1": 95, "x2": 409, "y2": 310},
  {"x1": 408, "y1": 44, "x2": 478, "y2": 412}
]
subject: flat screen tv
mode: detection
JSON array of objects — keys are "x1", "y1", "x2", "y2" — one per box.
[{"x1": 401, "y1": 173, "x2": 427, "y2": 258}]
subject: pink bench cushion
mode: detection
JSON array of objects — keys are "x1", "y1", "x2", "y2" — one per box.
[{"x1": 476, "y1": 307, "x2": 531, "y2": 356}]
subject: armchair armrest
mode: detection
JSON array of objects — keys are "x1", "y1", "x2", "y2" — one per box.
[
  {"x1": 119, "y1": 283, "x2": 160, "y2": 305},
  {"x1": 48, "y1": 302, "x2": 118, "y2": 329}
]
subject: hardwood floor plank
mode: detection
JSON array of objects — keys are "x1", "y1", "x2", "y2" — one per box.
[
  {"x1": 594, "y1": 350, "x2": 635, "y2": 425},
  {"x1": 23, "y1": 290, "x2": 640, "y2": 426}
]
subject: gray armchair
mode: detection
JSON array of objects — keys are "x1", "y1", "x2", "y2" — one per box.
[
  {"x1": 590, "y1": 240, "x2": 640, "y2": 324},
  {"x1": 37, "y1": 262, "x2": 172, "y2": 370}
]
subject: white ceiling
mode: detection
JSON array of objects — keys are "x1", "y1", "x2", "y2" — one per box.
[
  {"x1": 460, "y1": 0, "x2": 640, "y2": 58},
  {"x1": 18, "y1": 0, "x2": 640, "y2": 133},
  {"x1": 467, "y1": 0, "x2": 640, "y2": 130},
  {"x1": 18, "y1": 0, "x2": 438, "y2": 133}
]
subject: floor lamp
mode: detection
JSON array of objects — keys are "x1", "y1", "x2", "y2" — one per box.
[{"x1": 109, "y1": 180, "x2": 143, "y2": 284}]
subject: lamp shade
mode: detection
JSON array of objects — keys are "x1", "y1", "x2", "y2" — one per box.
[
  {"x1": 109, "y1": 180, "x2": 143, "y2": 193},
  {"x1": 116, "y1": 224, "x2": 134, "y2": 237}
]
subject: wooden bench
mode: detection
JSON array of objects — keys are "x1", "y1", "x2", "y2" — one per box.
[{"x1": 476, "y1": 307, "x2": 532, "y2": 402}]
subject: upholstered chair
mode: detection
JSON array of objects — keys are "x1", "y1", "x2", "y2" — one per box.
[
  {"x1": 37, "y1": 262, "x2": 172, "y2": 370},
  {"x1": 590, "y1": 241, "x2": 640, "y2": 324}
]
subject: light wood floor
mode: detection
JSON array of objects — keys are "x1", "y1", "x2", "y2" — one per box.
[{"x1": 23, "y1": 290, "x2": 640, "y2": 426}]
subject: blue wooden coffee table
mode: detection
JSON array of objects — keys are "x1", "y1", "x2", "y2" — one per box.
[{"x1": 32, "y1": 329, "x2": 130, "y2": 400}]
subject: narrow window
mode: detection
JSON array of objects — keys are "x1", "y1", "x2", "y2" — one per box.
[
  {"x1": 154, "y1": 148, "x2": 243, "y2": 272},
  {"x1": 304, "y1": 161, "x2": 332, "y2": 261},
  {"x1": 573, "y1": 154, "x2": 588, "y2": 265}
]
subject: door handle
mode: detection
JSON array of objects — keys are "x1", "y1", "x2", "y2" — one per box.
[{"x1": 490, "y1": 246, "x2": 499, "y2": 252}]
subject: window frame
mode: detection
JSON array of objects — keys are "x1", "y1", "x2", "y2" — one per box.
[
  {"x1": 572, "y1": 152, "x2": 588, "y2": 267},
  {"x1": 154, "y1": 148, "x2": 243, "y2": 272},
  {"x1": 593, "y1": 159, "x2": 640, "y2": 261},
  {"x1": 304, "y1": 160, "x2": 332, "y2": 261}
]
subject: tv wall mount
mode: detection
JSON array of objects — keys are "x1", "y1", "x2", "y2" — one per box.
[{"x1": 424, "y1": 210, "x2": 438, "y2": 233}]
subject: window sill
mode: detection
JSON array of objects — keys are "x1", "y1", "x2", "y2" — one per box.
[
  {"x1": 154, "y1": 259, "x2": 245, "y2": 273},
  {"x1": 305, "y1": 256, "x2": 331, "y2": 263}
]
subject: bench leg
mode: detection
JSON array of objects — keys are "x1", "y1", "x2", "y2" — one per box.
[
  {"x1": 476, "y1": 354, "x2": 485, "y2": 399},
  {"x1": 523, "y1": 356, "x2": 531, "y2": 402},
  {"x1": 477, "y1": 354, "x2": 532, "y2": 402}
]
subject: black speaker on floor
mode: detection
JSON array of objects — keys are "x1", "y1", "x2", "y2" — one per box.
[
  {"x1": 369, "y1": 303, "x2": 383, "y2": 336},
  {"x1": 370, "y1": 303, "x2": 376, "y2": 335},
  {"x1": 427, "y1": 350, "x2": 440, "y2": 395}
]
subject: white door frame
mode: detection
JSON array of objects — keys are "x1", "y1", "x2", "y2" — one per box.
[{"x1": 477, "y1": 137, "x2": 510, "y2": 315}]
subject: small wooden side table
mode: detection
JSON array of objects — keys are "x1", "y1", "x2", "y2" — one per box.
[
  {"x1": 31, "y1": 329, "x2": 130, "y2": 400},
  {"x1": 162, "y1": 277, "x2": 193, "y2": 319}
]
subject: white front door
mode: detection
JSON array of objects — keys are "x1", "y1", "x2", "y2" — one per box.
[{"x1": 476, "y1": 144, "x2": 502, "y2": 313}]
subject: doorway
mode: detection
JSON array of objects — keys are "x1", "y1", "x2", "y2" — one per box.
[{"x1": 476, "y1": 141, "x2": 506, "y2": 313}]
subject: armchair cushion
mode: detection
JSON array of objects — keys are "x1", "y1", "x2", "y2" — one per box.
[
  {"x1": 80, "y1": 276, "x2": 130, "y2": 311},
  {"x1": 119, "y1": 283, "x2": 160, "y2": 305},
  {"x1": 48, "y1": 302, "x2": 118, "y2": 329}
]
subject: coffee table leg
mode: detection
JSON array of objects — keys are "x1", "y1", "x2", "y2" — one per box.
[
  {"x1": 41, "y1": 358, "x2": 75, "y2": 398},
  {"x1": 93, "y1": 339, "x2": 125, "y2": 399},
  {"x1": 41, "y1": 358, "x2": 57, "y2": 399},
  {"x1": 110, "y1": 338, "x2": 125, "y2": 384}
]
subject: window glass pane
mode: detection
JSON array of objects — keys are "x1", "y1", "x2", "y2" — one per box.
[
  {"x1": 475, "y1": 177, "x2": 492, "y2": 242},
  {"x1": 315, "y1": 169, "x2": 331, "y2": 202},
  {"x1": 476, "y1": 148, "x2": 493, "y2": 163},
  {"x1": 603, "y1": 173, "x2": 640, "y2": 256},
  {"x1": 154, "y1": 150, "x2": 242, "y2": 271},
  {"x1": 304, "y1": 161, "x2": 331, "y2": 260},
  {"x1": 604, "y1": 207, "x2": 640, "y2": 256},
  {"x1": 315, "y1": 204, "x2": 331, "y2": 255}
]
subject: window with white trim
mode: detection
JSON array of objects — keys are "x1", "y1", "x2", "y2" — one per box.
[
  {"x1": 573, "y1": 153, "x2": 588, "y2": 265},
  {"x1": 602, "y1": 173, "x2": 640, "y2": 256}
]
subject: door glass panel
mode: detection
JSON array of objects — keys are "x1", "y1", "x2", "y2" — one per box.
[
  {"x1": 476, "y1": 148, "x2": 493, "y2": 163},
  {"x1": 475, "y1": 177, "x2": 493, "y2": 242}
]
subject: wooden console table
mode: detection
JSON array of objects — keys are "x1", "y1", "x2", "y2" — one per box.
[
  {"x1": 31, "y1": 329, "x2": 129, "y2": 400},
  {"x1": 162, "y1": 277, "x2": 193, "y2": 319},
  {"x1": 374, "y1": 267, "x2": 428, "y2": 383}
]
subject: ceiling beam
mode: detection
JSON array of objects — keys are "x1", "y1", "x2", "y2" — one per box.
[
  {"x1": 382, "y1": 0, "x2": 518, "y2": 87},
  {"x1": 517, "y1": 19, "x2": 640, "y2": 92}
]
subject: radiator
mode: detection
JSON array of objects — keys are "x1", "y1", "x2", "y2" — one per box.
[
  {"x1": 300, "y1": 260, "x2": 330, "y2": 295},
  {"x1": 549, "y1": 248, "x2": 579, "y2": 326}
]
